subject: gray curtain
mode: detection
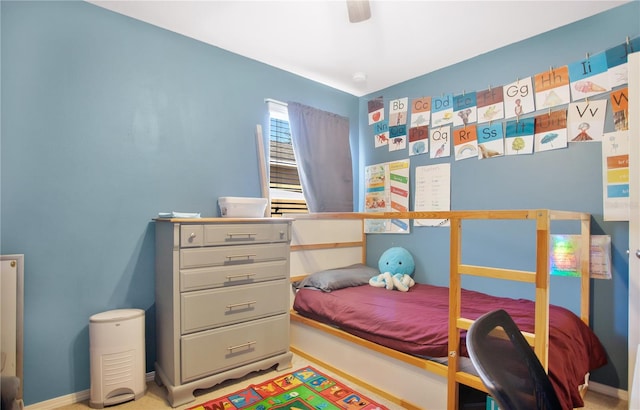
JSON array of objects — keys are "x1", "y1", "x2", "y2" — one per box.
[{"x1": 286, "y1": 102, "x2": 353, "y2": 212}]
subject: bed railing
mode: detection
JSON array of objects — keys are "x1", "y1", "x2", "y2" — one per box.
[
  {"x1": 288, "y1": 209, "x2": 591, "y2": 409},
  {"x1": 445, "y1": 209, "x2": 591, "y2": 407}
]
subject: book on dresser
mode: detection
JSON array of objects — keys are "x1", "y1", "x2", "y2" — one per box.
[{"x1": 153, "y1": 217, "x2": 293, "y2": 407}]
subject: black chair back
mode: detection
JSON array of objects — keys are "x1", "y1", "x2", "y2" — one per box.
[{"x1": 466, "y1": 309, "x2": 562, "y2": 410}]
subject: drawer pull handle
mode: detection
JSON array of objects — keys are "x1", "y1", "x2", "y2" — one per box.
[
  {"x1": 227, "y1": 233, "x2": 256, "y2": 238},
  {"x1": 226, "y1": 254, "x2": 256, "y2": 261},
  {"x1": 226, "y1": 301, "x2": 256, "y2": 310},
  {"x1": 227, "y1": 341, "x2": 256, "y2": 352},
  {"x1": 226, "y1": 273, "x2": 256, "y2": 281}
]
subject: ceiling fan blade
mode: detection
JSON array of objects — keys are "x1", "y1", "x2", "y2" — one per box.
[{"x1": 346, "y1": 0, "x2": 371, "y2": 23}]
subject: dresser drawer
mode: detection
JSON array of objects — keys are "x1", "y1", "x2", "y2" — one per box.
[
  {"x1": 181, "y1": 314, "x2": 289, "y2": 383},
  {"x1": 181, "y1": 279, "x2": 288, "y2": 333},
  {"x1": 178, "y1": 223, "x2": 290, "y2": 248},
  {"x1": 180, "y1": 243, "x2": 288, "y2": 269},
  {"x1": 180, "y1": 225, "x2": 203, "y2": 247},
  {"x1": 204, "y1": 223, "x2": 289, "y2": 245},
  {"x1": 180, "y1": 260, "x2": 288, "y2": 292}
]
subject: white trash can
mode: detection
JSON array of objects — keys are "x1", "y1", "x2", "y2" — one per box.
[{"x1": 89, "y1": 309, "x2": 146, "y2": 408}]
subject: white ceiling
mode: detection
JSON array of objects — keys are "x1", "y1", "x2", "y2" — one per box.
[{"x1": 88, "y1": 0, "x2": 628, "y2": 97}]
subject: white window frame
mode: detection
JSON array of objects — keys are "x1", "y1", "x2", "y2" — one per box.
[{"x1": 266, "y1": 99, "x2": 308, "y2": 215}]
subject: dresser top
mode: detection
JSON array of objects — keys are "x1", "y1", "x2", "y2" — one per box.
[{"x1": 154, "y1": 217, "x2": 293, "y2": 223}]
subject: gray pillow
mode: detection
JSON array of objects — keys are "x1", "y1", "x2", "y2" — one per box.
[{"x1": 292, "y1": 263, "x2": 379, "y2": 292}]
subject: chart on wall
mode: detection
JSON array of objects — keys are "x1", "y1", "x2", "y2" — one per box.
[
  {"x1": 550, "y1": 234, "x2": 612, "y2": 279},
  {"x1": 602, "y1": 130, "x2": 630, "y2": 221},
  {"x1": 365, "y1": 159, "x2": 410, "y2": 233},
  {"x1": 414, "y1": 163, "x2": 451, "y2": 227}
]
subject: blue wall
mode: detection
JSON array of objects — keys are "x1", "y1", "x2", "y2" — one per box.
[
  {"x1": 1, "y1": 1, "x2": 358, "y2": 404},
  {"x1": 361, "y1": 2, "x2": 638, "y2": 392},
  {"x1": 1, "y1": 0, "x2": 637, "y2": 405}
]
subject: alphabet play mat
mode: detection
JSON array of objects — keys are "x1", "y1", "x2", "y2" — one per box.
[{"x1": 187, "y1": 366, "x2": 388, "y2": 410}]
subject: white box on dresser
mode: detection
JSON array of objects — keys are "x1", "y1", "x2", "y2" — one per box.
[{"x1": 154, "y1": 217, "x2": 293, "y2": 407}]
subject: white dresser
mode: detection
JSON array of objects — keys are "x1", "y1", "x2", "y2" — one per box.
[{"x1": 154, "y1": 218, "x2": 293, "y2": 407}]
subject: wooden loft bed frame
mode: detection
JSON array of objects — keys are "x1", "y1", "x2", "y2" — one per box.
[{"x1": 288, "y1": 209, "x2": 591, "y2": 410}]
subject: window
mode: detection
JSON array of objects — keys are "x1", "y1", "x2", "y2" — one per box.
[{"x1": 266, "y1": 99, "x2": 308, "y2": 216}]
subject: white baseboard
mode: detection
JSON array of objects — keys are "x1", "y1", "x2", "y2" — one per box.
[
  {"x1": 22, "y1": 371, "x2": 627, "y2": 409},
  {"x1": 589, "y1": 380, "x2": 628, "y2": 401},
  {"x1": 23, "y1": 372, "x2": 156, "y2": 410}
]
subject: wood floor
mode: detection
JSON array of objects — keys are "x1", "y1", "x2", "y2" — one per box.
[{"x1": 53, "y1": 353, "x2": 627, "y2": 410}]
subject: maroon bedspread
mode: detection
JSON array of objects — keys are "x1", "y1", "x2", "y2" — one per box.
[{"x1": 293, "y1": 283, "x2": 607, "y2": 409}]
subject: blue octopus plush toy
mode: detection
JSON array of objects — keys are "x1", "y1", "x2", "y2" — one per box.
[{"x1": 369, "y1": 247, "x2": 416, "y2": 292}]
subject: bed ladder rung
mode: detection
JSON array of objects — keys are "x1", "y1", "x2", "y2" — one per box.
[
  {"x1": 456, "y1": 317, "x2": 474, "y2": 331},
  {"x1": 458, "y1": 264, "x2": 536, "y2": 283},
  {"x1": 458, "y1": 317, "x2": 536, "y2": 345},
  {"x1": 455, "y1": 372, "x2": 487, "y2": 393}
]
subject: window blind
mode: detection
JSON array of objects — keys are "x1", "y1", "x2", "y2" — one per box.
[{"x1": 266, "y1": 99, "x2": 308, "y2": 216}]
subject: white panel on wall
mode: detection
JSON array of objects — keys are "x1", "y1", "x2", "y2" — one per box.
[{"x1": 1, "y1": 254, "x2": 24, "y2": 403}]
